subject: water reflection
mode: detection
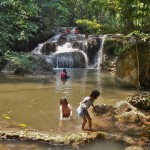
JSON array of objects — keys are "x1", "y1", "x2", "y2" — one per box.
[
  {"x1": 0, "y1": 139, "x2": 127, "y2": 150},
  {"x1": 79, "y1": 139, "x2": 127, "y2": 150}
]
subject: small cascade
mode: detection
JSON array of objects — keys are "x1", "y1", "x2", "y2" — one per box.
[
  {"x1": 56, "y1": 42, "x2": 72, "y2": 52},
  {"x1": 56, "y1": 57, "x2": 74, "y2": 68},
  {"x1": 93, "y1": 35, "x2": 107, "y2": 69},
  {"x1": 52, "y1": 49, "x2": 88, "y2": 68},
  {"x1": 32, "y1": 43, "x2": 44, "y2": 55},
  {"x1": 48, "y1": 34, "x2": 61, "y2": 42},
  {"x1": 49, "y1": 41, "x2": 88, "y2": 68}
]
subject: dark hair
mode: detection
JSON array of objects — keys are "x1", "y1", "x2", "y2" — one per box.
[
  {"x1": 90, "y1": 90, "x2": 100, "y2": 99},
  {"x1": 63, "y1": 69, "x2": 66, "y2": 72},
  {"x1": 60, "y1": 97, "x2": 68, "y2": 105}
]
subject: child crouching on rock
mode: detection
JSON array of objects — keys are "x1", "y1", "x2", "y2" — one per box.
[{"x1": 77, "y1": 90, "x2": 100, "y2": 131}]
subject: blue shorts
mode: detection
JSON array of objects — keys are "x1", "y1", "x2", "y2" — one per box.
[{"x1": 77, "y1": 108, "x2": 89, "y2": 118}]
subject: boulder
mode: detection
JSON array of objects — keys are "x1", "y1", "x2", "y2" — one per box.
[
  {"x1": 94, "y1": 101, "x2": 147, "y2": 123},
  {"x1": 115, "y1": 42, "x2": 150, "y2": 89},
  {"x1": 113, "y1": 101, "x2": 147, "y2": 123},
  {"x1": 115, "y1": 45, "x2": 138, "y2": 87}
]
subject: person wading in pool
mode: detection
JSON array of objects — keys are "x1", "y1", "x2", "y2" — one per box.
[{"x1": 60, "y1": 69, "x2": 67, "y2": 84}]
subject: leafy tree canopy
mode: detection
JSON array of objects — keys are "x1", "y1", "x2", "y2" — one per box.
[{"x1": 0, "y1": 0, "x2": 149, "y2": 54}]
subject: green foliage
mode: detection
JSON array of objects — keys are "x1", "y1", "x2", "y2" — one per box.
[
  {"x1": 36, "y1": 0, "x2": 69, "y2": 33},
  {"x1": 114, "y1": 46, "x2": 124, "y2": 56},
  {"x1": 104, "y1": 38, "x2": 125, "y2": 56},
  {"x1": 4, "y1": 51, "x2": 40, "y2": 69},
  {"x1": 126, "y1": 31, "x2": 150, "y2": 43},
  {"x1": 76, "y1": 19, "x2": 101, "y2": 34},
  {"x1": 0, "y1": 0, "x2": 150, "y2": 56},
  {"x1": 0, "y1": 0, "x2": 39, "y2": 50},
  {"x1": 108, "y1": 0, "x2": 150, "y2": 33},
  {"x1": 100, "y1": 24, "x2": 119, "y2": 34}
]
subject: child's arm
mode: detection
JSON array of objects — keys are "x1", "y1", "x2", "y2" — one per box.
[
  {"x1": 91, "y1": 103, "x2": 96, "y2": 111},
  {"x1": 60, "y1": 106, "x2": 63, "y2": 119},
  {"x1": 68, "y1": 104, "x2": 72, "y2": 118},
  {"x1": 69, "y1": 110, "x2": 72, "y2": 118}
]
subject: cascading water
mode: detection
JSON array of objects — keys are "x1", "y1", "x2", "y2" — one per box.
[
  {"x1": 51, "y1": 42, "x2": 88, "y2": 68},
  {"x1": 93, "y1": 35, "x2": 107, "y2": 69},
  {"x1": 31, "y1": 33, "x2": 106, "y2": 69}
]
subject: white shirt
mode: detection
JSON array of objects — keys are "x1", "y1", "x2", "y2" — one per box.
[{"x1": 80, "y1": 97, "x2": 93, "y2": 109}]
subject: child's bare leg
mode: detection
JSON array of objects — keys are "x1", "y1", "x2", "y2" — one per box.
[
  {"x1": 82, "y1": 117, "x2": 87, "y2": 130},
  {"x1": 87, "y1": 115, "x2": 92, "y2": 130}
]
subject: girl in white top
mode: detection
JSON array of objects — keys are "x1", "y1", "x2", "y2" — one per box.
[
  {"x1": 77, "y1": 90, "x2": 100, "y2": 131},
  {"x1": 60, "y1": 97, "x2": 72, "y2": 119}
]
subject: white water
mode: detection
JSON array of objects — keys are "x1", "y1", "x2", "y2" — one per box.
[
  {"x1": 56, "y1": 42, "x2": 72, "y2": 52},
  {"x1": 31, "y1": 34, "x2": 106, "y2": 69},
  {"x1": 93, "y1": 35, "x2": 106, "y2": 69}
]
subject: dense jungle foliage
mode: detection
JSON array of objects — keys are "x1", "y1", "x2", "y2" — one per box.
[{"x1": 0, "y1": 0, "x2": 150, "y2": 67}]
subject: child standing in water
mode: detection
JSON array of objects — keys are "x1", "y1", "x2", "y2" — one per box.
[
  {"x1": 60, "y1": 97, "x2": 72, "y2": 119},
  {"x1": 77, "y1": 90, "x2": 100, "y2": 131}
]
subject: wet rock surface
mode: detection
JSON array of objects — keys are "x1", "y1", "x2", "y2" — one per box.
[
  {"x1": 0, "y1": 129, "x2": 148, "y2": 149},
  {"x1": 92, "y1": 92, "x2": 150, "y2": 149}
]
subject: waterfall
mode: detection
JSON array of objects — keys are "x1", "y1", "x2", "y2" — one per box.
[
  {"x1": 93, "y1": 35, "x2": 106, "y2": 69},
  {"x1": 31, "y1": 33, "x2": 106, "y2": 69},
  {"x1": 52, "y1": 50, "x2": 88, "y2": 68},
  {"x1": 49, "y1": 41, "x2": 88, "y2": 68},
  {"x1": 32, "y1": 43, "x2": 44, "y2": 55}
]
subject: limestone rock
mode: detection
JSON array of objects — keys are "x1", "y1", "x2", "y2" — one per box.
[
  {"x1": 115, "y1": 43, "x2": 150, "y2": 89},
  {"x1": 113, "y1": 101, "x2": 147, "y2": 123}
]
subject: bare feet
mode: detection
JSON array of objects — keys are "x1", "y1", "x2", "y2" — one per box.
[{"x1": 81, "y1": 128, "x2": 93, "y2": 132}]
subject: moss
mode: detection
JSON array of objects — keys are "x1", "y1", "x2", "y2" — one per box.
[{"x1": 103, "y1": 36, "x2": 125, "y2": 57}]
